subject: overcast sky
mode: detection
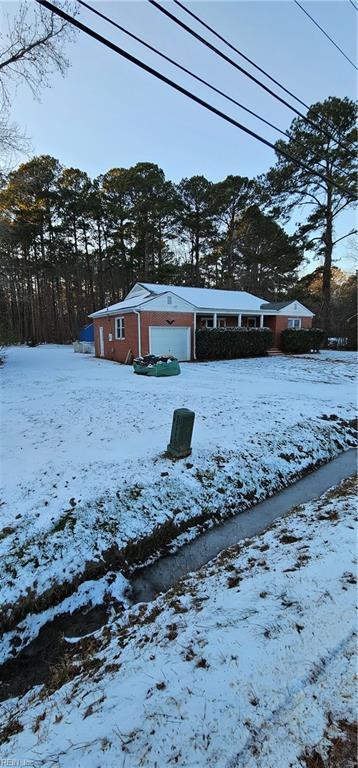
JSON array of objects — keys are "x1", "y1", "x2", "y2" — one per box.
[{"x1": 4, "y1": 0, "x2": 358, "y2": 272}]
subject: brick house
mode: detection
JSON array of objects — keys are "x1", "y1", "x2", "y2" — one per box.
[{"x1": 90, "y1": 283, "x2": 314, "y2": 362}]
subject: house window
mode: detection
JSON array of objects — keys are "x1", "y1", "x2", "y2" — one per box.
[
  {"x1": 201, "y1": 317, "x2": 214, "y2": 328},
  {"x1": 288, "y1": 318, "x2": 301, "y2": 329},
  {"x1": 218, "y1": 318, "x2": 226, "y2": 328},
  {"x1": 167, "y1": 295, "x2": 172, "y2": 305},
  {"x1": 115, "y1": 316, "x2": 125, "y2": 339},
  {"x1": 242, "y1": 316, "x2": 259, "y2": 328}
]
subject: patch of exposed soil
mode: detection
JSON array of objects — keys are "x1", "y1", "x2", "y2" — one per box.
[
  {"x1": 0, "y1": 604, "x2": 110, "y2": 702},
  {"x1": 302, "y1": 719, "x2": 358, "y2": 768}
]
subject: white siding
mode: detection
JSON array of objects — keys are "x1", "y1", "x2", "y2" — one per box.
[
  {"x1": 143, "y1": 292, "x2": 194, "y2": 312},
  {"x1": 278, "y1": 302, "x2": 314, "y2": 318},
  {"x1": 126, "y1": 283, "x2": 151, "y2": 300}
]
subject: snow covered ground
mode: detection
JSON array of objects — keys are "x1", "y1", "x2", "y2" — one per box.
[
  {"x1": 0, "y1": 345, "x2": 357, "y2": 644},
  {"x1": 2, "y1": 346, "x2": 356, "y2": 526},
  {"x1": 0, "y1": 476, "x2": 356, "y2": 767}
]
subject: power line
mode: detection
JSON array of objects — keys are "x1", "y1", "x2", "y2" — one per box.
[
  {"x1": 172, "y1": 1, "x2": 315, "y2": 117},
  {"x1": 349, "y1": 0, "x2": 358, "y2": 10},
  {"x1": 173, "y1": 0, "x2": 356, "y2": 156},
  {"x1": 35, "y1": 0, "x2": 355, "y2": 200},
  {"x1": 77, "y1": 0, "x2": 336, "y2": 176},
  {"x1": 149, "y1": 0, "x2": 356, "y2": 159},
  {"x1": 76, "y1": 0, "x2": 289, "y2": 140},
  {"x1": 294, "y1": 0, "x2": 357, "y2": 70}
]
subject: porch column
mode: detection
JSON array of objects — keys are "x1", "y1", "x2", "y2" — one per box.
[
  {"x1": 213, "y1": 313, "x2": 217, "y2": 328},
  {"x1": 238, "y1": 314, "x2": 242, "y2": 327},
  {"x1": 193, "y1": 312, "x2": 196, "y2": 360},
  {"x1": 260, "y1": 314, "x2": 264, "y2": 328}
]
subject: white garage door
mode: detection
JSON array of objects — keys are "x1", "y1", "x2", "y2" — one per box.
[{"x1": 149, "y1": 326, "x2": 191, "y2": 361}]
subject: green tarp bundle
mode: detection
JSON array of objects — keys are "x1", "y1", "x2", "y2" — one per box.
[{"x1": 133, "y1": 357, "x2": 181, "y2": 377}]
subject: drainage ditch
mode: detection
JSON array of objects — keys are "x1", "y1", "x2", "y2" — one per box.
[{"x1": 0, "y1": 447, "x2": 356, "y2": 703}]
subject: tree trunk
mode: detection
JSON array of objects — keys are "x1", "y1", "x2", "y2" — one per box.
[{"x1": 321, "y1": 183, "x2": 333, "y2": 333}]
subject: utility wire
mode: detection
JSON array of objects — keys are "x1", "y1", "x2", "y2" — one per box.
[
  {"x1": 35, "y1": 0, "x2": 355, "y2": 200},
  {"x1": 150, "y1": 0, "x2": 356, "y2": 159},
  {"x1": 76, "y1": 0, "x2": 289, "y2": 139},
  {"x1": 349, "y1": 0, "x2": 358, "y2": 10},
  {"x1": 294, "y1": 0, "x2": 357, "y2": 70},
  {"x1": 77, "y1": 0, "x2": 335, "y2": 175},
  {"x1": 173, "y1": 0, "x2": 356, "y2": 155}
]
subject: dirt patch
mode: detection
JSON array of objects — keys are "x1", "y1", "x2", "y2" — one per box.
[
  {"x1": 302, "y1": 719, "x2": 358, "y2": 768},
  {"x1": 279, "y1": 534, "x2": 301, "y2": 544},
  {"x1": 0, "y1": 717, "x2": 23, "y2": 745},
  {"x1": 0, "y1": 604, "x2": 110, "y2": 702}
]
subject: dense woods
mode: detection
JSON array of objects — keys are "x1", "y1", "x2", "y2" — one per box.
[
  {"x1": 0, "y1": 151, "x2": 356, "y2": 344},
  {"x1": 0, "y1": 2, "x2": 356, "y2": 346},
  {"x1": 0, "y1": 158, "x2": 304, "y2": 343},
  {"x1": 0, "y1": 103, "x2": 356, "y2": 344}
]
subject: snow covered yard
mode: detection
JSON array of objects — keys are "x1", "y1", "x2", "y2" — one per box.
[
  {"x1": 2, "y1": 346, "x2": 356, "y2": 522},
  {"x1": 0, "y1": 476, "x2": 356, "y2": 767},
  {"x1": 0, "y1": 345, "x2": 357, "y2": 647}
]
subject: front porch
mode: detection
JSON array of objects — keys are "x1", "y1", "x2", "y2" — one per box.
[{"x1": 196, "y1": 314, "x2": 271, "y2": 330}]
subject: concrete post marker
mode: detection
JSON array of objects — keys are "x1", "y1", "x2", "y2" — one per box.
[{"x1": 167, "y1": 408, "x2": 195, "y2": 459}]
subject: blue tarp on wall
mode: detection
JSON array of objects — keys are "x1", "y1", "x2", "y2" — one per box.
[{"x1": 79, "y1": 323, "x2": 94, "y2": 342}]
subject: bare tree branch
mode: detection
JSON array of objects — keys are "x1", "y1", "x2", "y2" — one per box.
[
  {"x1": 0, "y1": 3, "x2": 76, "y2": 105},
  {"x1": 0, "y1": 1, "x2": 76, "y2": 168},
  {"x1": 332, "y1": 229, "x2": 357, "y2": 246}
]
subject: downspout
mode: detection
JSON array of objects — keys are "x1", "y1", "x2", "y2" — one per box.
[
  {"x1": 193, "y1": 311, "x2": 196, "y2": 360},
  {"x1": 134, "y1": 310, "x2": 142, "y2": 357}
]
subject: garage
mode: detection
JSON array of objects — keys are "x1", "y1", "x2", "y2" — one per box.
[{"x1": 149, "y1": 326, "x2": 191, "y2": 361}]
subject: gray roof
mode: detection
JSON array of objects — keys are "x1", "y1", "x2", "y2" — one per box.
[
  {"x1": 90, "y1": 284, "x2": 314, "y2": 319},
  {"x1": 260, "y1": 301, "x2": 293, "y2": 311},
  {"x1": 140, "y1": 283, "x2": 266, "y2": 312}
]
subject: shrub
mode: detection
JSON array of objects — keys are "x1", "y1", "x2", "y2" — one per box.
[
  {"x1": 0, "y1": 320, "x2": 17, "y2": 365},
  {"x1": 280, "y1": 328, "x2": 326, "y2": 354},
  {"x1": 346, "y1": 316, "x2": 357, "y2": 351},
  {"x1": 195, "y1": 327, "x2": 273, "y2": 360}
]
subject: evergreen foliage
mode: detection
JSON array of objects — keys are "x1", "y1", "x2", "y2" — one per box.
[
  {"x1": 0, "y1": 158, "x2": 302, "y2": 343},
  {"x1": 266, "y1": 97, "x2": 357, "y2": 332},
  {"x1": 280, "y1": 328, "x2": 326, "y2": 354},
  {"x1": 346, "y1": 316, "x2": 357, "y2": 351},
  {"x1": 196, "y1": 327, "x2": 273, "y2": 360},
  {"x1": 1, "y1": 96, "x2": 356, "y2": 344}
]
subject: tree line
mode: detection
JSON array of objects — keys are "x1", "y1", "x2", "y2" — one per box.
[
  {"x1": 0, "y1": 97, "x2": 356, "y2": 343},
  {"x1": 0, "y1": 158, "x2": 302, "y2": 342}
]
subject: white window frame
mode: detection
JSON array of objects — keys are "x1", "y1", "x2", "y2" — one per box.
[
  {"x1": 202, "y1": 317, "x2": 214, "y2": 328},
  {"x1": 288, "y1": 317, "x2": 301, "y2": 329},
  {"x1": 115, "y1": 316, "x2": 125, "y2": 340},
  {"x1": 167, "y1": 295, "x2": 173, "y2": 305},
  {"x1": 218, "y1": 317, "x2": 227, "y2": 328}
]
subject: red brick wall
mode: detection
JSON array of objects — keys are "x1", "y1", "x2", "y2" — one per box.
[
  {"x1": 93, "y1": 311, "x2": 195, "y2": 361},
  {"x1": 93, "y1": 311, "x2": 312, "y2": 360},
  {"x1": 302, "y1": 317, "x2": 313, "y2": 329},
  {"x1": 264, "y1": 315, "x2": 313, "y2": 346},
  {"x1": 140, "y1": 311, "x2": 194, "y2": 357},
  {"x1": 93, "y1": 314, "x2": 139, "y2": 362}
]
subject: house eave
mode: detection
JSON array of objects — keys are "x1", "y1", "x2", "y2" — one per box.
[
  {"x1": 195, "y1": 307, "x2": 277, "y2": 315},
  {"x1": 90, "y1": 306, "x2": 293, "y2": 319},
  {"x1": 90, "y1": 307, "x2": 141, "y2": 318}
]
